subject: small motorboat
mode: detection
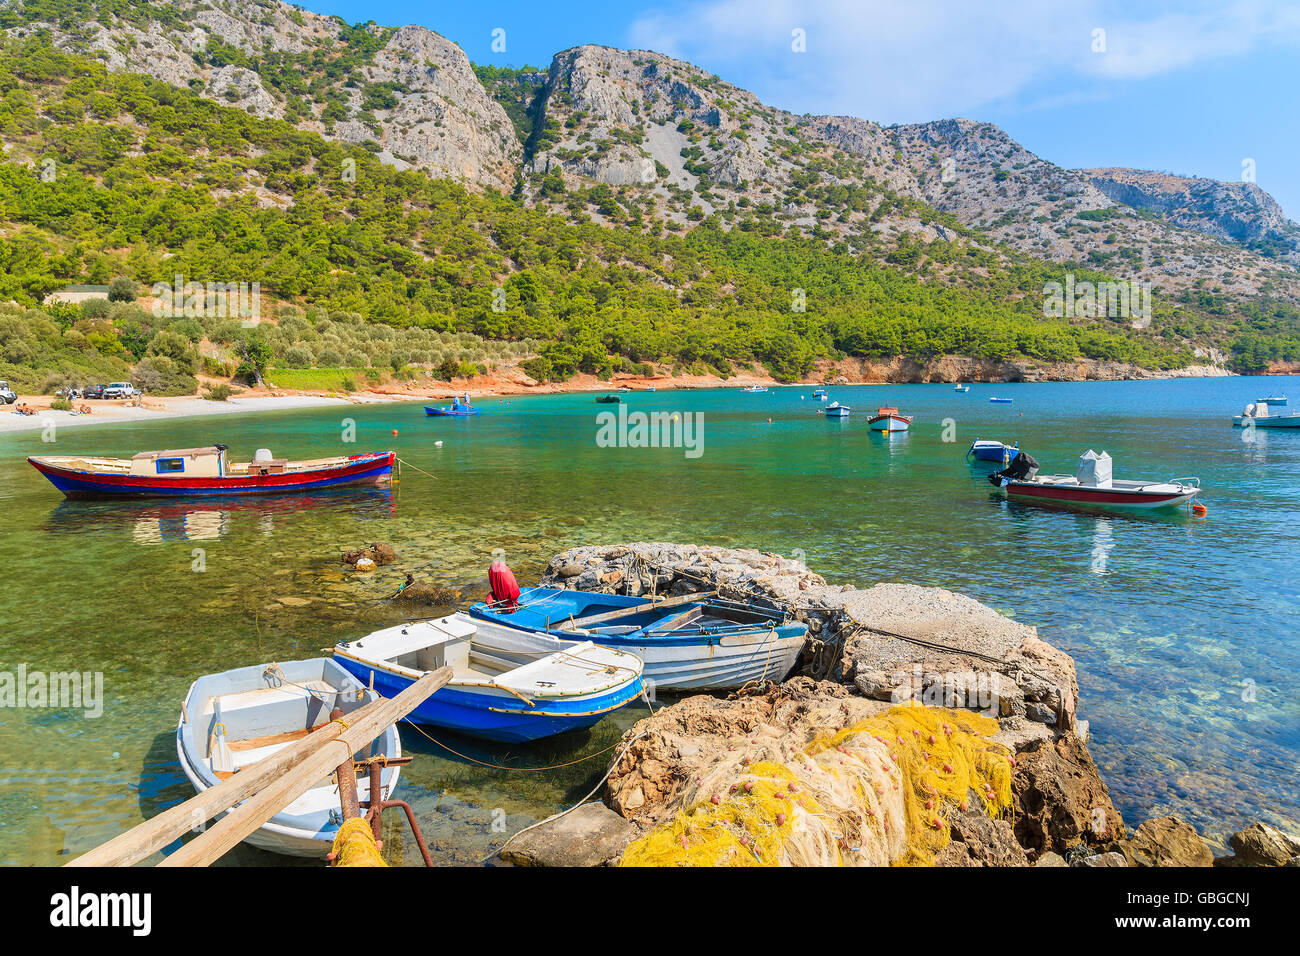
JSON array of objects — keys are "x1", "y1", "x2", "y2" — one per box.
[
  {"x1": 468, "y1": 585, "x2": 808, "y2": 691},
  {"x1": 332, "y1": 614, "x2": 645, "y2": 743},
  {"x1": 1233, "y1": 396, "x2": 1300, "y2": 429},
  {"x1": 990, "y1": 449, "x2": 1200, "y2": 511},
  {"x1": 646, "y1": 386, "x2": 656, "y2": 392},
  {"x1": 425, "y1": 398, "x2": 480, "y2": 416},
  {"x1": 968, "y1": 439, "x2": 1018, "y2": 463},
  {"x1": 595, "y1": 394, "x2": 622, "y2": 404},
  {"x1": 954, "y1": 384, "x2": 970, "y2": 392},
  {"x1": 742, "y1": 385, "x2": 769, "y2": 393},
  {"x1": 28, "y1": 446, "x2": 394, "y2": 499},
  {"x1": 989, "y1": 397, "x2": 1013, "y2": 404},
  {"x1": 176, "y1": 658, "x2": 401, "y2": 858},
  {"x1": 813, "y1": 388, "x2": 828, "y2": 400},
  {"x1": 868, "y1": 407, "x2": 912, "y2": 432},
  {"x1": 820, "y1": 402, "x2": 851, "y2": 418}
]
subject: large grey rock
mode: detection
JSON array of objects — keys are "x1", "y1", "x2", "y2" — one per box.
[{"x1": 498, "y1": 803, "x2": 637, "y2": 867}]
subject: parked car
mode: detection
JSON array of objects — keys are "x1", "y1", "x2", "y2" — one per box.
[
  {"x1": 82, "y1": 384, "x2": 107, "y2": 400},
  {"x1": 103, "y1": 382, "x2": 140, "y2": 400},
  {"x1": 0, "y1": 381, "x2": 15, "y2": 404}
]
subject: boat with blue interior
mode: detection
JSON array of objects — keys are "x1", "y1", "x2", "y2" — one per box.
[
  {"x1": 425, "y1": 394, "x2": 479, "y2": 416},
  {"x1": 332, "y1": 613, "x2": 645, "y2": 742},
  {"x1": 820, "y1": 402, "x2": 851, "y2": 418},
  {"x1": 467, "y1": 582, "x2": 807, "y2": 691}
]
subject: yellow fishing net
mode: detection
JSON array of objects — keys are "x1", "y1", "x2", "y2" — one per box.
[
  {"x1": 329, "y1": 817, "x2": 388, "y2": 867},
  {"x1": 620, "y1": 704, "x2": 1013, "y2": 867}
]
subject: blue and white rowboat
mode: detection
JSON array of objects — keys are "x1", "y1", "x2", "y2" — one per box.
[
  {"x1": 968, "y1": 439, "x2": 1019, "y2": 463},
  {"x1": 468, "y1": 588, "x2": 808, "y2": 691},
  {"x1": 333, "y1": 614, "x2": 645, "y2": 743},
  {"x1": 820, "y1": 402, "x2": 851, "y2": 418},
  {"x1": 177, "y1": 657, "x2": 401, "y2": 858}
]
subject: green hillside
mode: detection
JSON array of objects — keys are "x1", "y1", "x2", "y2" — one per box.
[{"x1": 0, "y1": 35, "x2": 1295, "y2": 393}]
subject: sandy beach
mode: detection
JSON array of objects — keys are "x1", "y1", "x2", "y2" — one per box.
[{"x1": 0, "y1": 393, "x2": 395, "y2": 435}]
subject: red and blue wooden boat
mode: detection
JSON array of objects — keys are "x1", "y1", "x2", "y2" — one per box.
[{"x1": 27, "y1": 445, "x2": 395, "y2": 498}]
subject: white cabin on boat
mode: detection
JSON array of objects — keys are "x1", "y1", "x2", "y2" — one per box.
[{"x1": 129, "y1": 446, "x2": 228, "y2": 477}]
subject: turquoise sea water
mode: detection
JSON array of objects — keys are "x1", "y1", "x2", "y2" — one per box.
[{"x1": 1, "y1": 375, "x2": 1297, "y2": 864}]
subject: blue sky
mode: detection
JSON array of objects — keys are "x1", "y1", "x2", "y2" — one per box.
[{"x1": 305, "y1": 1, "x2": 1300, "y2": 219}]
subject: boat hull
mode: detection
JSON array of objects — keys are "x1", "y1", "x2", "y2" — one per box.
[
  {"x1": 28, "y1": 452, "x2": 394, "y2": 499},
  {"x1": 1233, "y1": 416, "x2": 1300, "y2": 428},
  {"x1": 969, "y1": 441, "x2": 1017, "y2": 463},
  {"x1": 332, "y1": 653, "x2": 644, "y2": 742},
  {"x1": 425, "y1": 406, "x2": 479, "y2": 416},
  {"x1": 176, "y1": 658, "x2": 400, "y2": 860},
  {"x1": 869, "y1": 415, "x2": 911, "y2": 432},
  {"x1": 1001, "y1": 480, "x2": 1197, "y2": 511}
]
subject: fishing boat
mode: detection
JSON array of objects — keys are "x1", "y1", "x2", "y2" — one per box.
[
  {"x1": 425, "y1": 399, "x2": 479, "y2": 417},
  {"x1": 820, "y1": 402, "x2": 851, "y2": 418},
  {"x1": 989, "y1": 397, "x2": 1013, "y2": 404},
  {"x1": 868, "y1": 407, "x2": 912, "y2": 432},
  {"x1": 967, "y1": 439, "x2": 1018, "y2": 463},
  {"x1": 991, "y1": 449, "x2": 1201, "y2": 511},
  {"x1": 812, "y1": 388, "x2": 828, "y2": 400},
  {"x1": 332, "y1": 614, "x2": 645, "y2": 743},
  {"x1": 954, "y1": 384, "x2": 970, "y2": 392},
  {"x1": 27, "y1": 446, "x2": 394, "y2": 499},
  {"x1": 743, "y1": 385, "x2": 769, "y2": 393},
  {"x1": 1233, "y1": 396, "x2": 1300, "y2": 429},
  {"x1": 595, "y1": 394, "x2": 622, "y2": 404},
  {"x1": 467, "y1": 585, "x2": 808, "y2": 691},
  {"x1": 176, "y1": 658, "x2": 401, "y2": 858}
]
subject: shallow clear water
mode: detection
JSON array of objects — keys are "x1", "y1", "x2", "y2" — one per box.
[{"x1": 1, "y1": 376, "x2": 1297, "y2": 864}]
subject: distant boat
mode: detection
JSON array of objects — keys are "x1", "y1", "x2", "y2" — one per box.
[
  {"x1": 813, "y1": 388, "x2": 828, "y2": 400},
  {"x1": 868, "y1": 407, "x2": 912, "y2": 432},
  {"x1": 968, "y1": 439, "x2": 1019, "y2": 463},
  {"x1": 954, "y1": 384, "x2": 970, "y2": 392},
  {"x1": 991, "y1": 450, "x2": 1201, "y2": 512},
  {"x1": 176, "y1": 657, "x2": 402, "y2": 858},
  {"x1": 989, "y1": 397, "x2": 1013, "y2": 404},
  {"x1": 743, "y1": 385, "x2": 769, "y2": 393},
  {"x1": 646, "y1": 386, "x2": 656, "y2": 392},
  {"x1": 468, "y1": 588, "x2": 807, "y2": 691},
  {"x1": 332, "y1": 614, "x2": 645, "y2": 743},
  {"x1": 425, "y1": 400, "x2": 479, "y2": 416},
  {"x1": 820, "y1": 402, "x2": 851, "y2": 418},
  {"x1": 1233, "y1": 396, "x2": 1300, "y2": 429},
  {"x1": 595, "y1": 394, "x2": 622, "y2": 404},
  {"x1": 27, "y1": 445, "x2": 394, "y2": 499}
]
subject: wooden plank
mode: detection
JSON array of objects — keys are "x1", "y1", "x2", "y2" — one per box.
[
  {"x1": 555, "y1": 591, "x2": 717, "y2": 631},
  {"x1": 66, "y1": 667, "x2": 450, "y2": 868},
  {"x1": 156, "y1": 667, "x2": 451, "y2": 868},
  {"x1": 648, "y1": 606, "x2": 703, "y2": 633}
]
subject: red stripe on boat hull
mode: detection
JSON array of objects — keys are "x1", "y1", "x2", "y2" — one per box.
[{"x1": 1006, "y1": 482, "x2": 1192, "y2": 509}]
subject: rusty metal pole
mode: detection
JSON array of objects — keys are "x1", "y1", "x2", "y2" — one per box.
[{"x1": 331, "y1": 707, "x2": 362, "y2": 821}]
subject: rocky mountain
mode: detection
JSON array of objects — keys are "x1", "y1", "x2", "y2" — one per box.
[{"x1": 5, "y1": 0, "x2": 1299, "y2": 305}]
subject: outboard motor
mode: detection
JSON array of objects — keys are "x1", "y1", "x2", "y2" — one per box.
[
  {"x1": 487, "y1": 560, "x2": 521, "y2": 611},
  {"x1": 989, "y1": 451, "x2": 1039, "y2": 486}
]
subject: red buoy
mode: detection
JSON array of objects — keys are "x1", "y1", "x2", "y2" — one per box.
[{"x1": 488, "y1": 560, "x2": 521, "y2": 611}]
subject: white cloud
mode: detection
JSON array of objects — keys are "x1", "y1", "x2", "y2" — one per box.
[{"x1": 626, "y1": 0, "x2": 1300, "y2": 122}]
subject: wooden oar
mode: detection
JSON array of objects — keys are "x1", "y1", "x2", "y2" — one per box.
[
  {"x1": 553, "y1": 590, "x2": 718, "y2": 631},
  {"x1": 67, "y1": 667, "x2": 450, "y2": 868}
]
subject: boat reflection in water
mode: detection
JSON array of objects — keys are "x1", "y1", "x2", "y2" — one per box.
[{"x1": 44, "y1": 487, "x2": 396, "y2": 544}]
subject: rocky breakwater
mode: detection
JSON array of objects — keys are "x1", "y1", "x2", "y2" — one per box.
[{"x1": 499, "y1": 543, "x2": 1291, "y2": 867}]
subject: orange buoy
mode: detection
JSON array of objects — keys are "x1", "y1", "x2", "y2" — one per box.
[
  {"x1": 391, "y1": 428, "x2": 398, "y2": 436},
  {"x1": 1192, "y1": 503, "x2": 1208, "y2": 516}
]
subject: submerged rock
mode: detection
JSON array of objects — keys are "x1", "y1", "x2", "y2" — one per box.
[
  {"x1": 342, "y1": 542, "x2": 397, "y2": 566},
  {"x1": 498, "y1": 803, "x2": 637, "y2": 867}
]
